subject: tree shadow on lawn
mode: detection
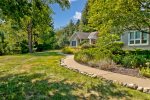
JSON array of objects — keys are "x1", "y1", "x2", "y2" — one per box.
[
  {"x1": 0, "y1": 73, "x2": 79, "y2": 100},
  {"x1": 30, "y1": 51, "x2": 62, "y2": 57},
  {"x1": 0, "y1": 73, "x2": 135, "y2": 100},
  {"x1": 89, "y1": 82, "x2": 132, "y2": 100}
]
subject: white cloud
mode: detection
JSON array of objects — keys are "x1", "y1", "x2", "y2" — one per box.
[
  {"x1": 73, "y1": 11, "x2": 81, "y2": 20},
  {"x1": 69, "y1": 0, "x2": 78, "y2": 3}
]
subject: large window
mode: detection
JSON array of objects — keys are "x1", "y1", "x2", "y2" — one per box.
[{"x1": 129, "y1": 31, "x2": 149, "y2": 45}]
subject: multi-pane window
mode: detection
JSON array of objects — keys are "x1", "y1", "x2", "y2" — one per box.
[{"x1": 129, "y1": 31, "x2": 148, "y2": 45}]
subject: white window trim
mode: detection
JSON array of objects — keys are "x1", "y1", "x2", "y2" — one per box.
[
  {"x1": 128, "y1": 31, "x2": 149, "y2": 46},
  {"x1": 71, "y1": 41, "x2": 77, "y2": 47}
]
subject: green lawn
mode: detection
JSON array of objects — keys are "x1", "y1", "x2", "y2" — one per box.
[{"x1": 0, "y1": 51, "x2": 149, "y2": 100}]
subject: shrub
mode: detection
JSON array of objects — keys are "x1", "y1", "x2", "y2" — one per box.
[
  {"x1": 121, "y1": 55, "x2": 134, "y2": 68},
  {"x1": 62, "y1": 47, "x2": 75, "y2": 54},
  {"x1": 20, "y1": 40, "x2": 29, "y2": 54},
  {"x1": 0, "y1": 42, "x2": 12, "y2": 55},
  {"x1": 79, "y1": 40, "x2": 89, "y2": 46},
  {"x1": 140, "y1": 67, "x2": 150, "y2": 78},
  {"x1": 122, "y1": 55, "x2": 146, "y2": 68},
  {"x1": 112, "y1": 54, "x2": 123, "y2": 64},
  {"x1": 74, "y1": 49, "x2": 95, "y2": 63},
  {"x1": 81, "y1": 43, "x2": 96, "y2": 49},
  {"x1": 97, "y1": 59, "x2": 116, "y2": 70},
  {"x1": 127, "y1": 49, "x2": 150, "y2": 56},
  {"x1": 112, "y1": 41, "x2": 124, "y2": 48},
  {"x1": 109, "y1": 42, "x2": 125, "y2": 55}
]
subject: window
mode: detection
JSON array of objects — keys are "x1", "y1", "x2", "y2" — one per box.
[
  {"x1": 72, "y1": 41, "x2": 76, "y2": 46},
  {"x1": 129, "y1": 31, "x2": 149, "y2": 45}
]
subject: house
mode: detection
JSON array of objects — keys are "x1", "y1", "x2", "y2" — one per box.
[
  {"x1": 69, "y1": 32, "x2": 98, "y2": 47},
  {"x1": 121, "y1": 30, "x2": 150, "y2": 50},
  {"x1": 88, "y1": 32, "x2": 98, "y2": 44},
  {"x1": 70, "y1": 30, "x2": 150, "y2": 49}
]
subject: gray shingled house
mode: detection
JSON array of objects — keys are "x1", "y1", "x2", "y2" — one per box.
[
  {"x1": 121, "y1": 30, "x2": 150, "y2": 50},
  {"x1": 69, "y1": 32, "x2": 98, "y2": 47}
]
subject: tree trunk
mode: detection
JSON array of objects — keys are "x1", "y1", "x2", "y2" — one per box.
[{"x1": 27, "y1": 21, "x2": 33, "y2": 53}]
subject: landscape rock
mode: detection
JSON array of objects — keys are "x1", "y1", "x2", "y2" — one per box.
[
  {"x1": 137, "y1": 87, "x2": 143, "y2": 91},
  {"x1": 143, "y1": 87, "x2": 150, "y2": 93},
  {"x1": 60, "y1": 63, "x2": 65, "y2": 66},
  {"x1": 127, "y1": 84, "x2": 138, "y2": 89},
  {"x1": 61, "y1": 56, "x2": 150, "y2": 94},
  {"x1": 91, "y1": 74, "x2": 97, "y2": 78},
  {"x1": 120, "y1": 82, "x2": 127, "y2": 86},
  {"x1": 112, "y1": 80, "x2": 120, "y2": 84}
]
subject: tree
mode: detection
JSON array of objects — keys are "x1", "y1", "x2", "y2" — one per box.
[
  {"x1": 78, "y1": 0, "x2": 96, "y2": 32},
  {"x1": 87, "y1": 0, "x2": 150, "y2": 35},
  {"x1": 75, "y1": 19, "x2": 80, "y2": 31},
  {"x1": 0, "y1": 0, "x2": 70, "y2": 53},
  {"x1": 56, "y1": 19, "x2": 77, "y2": 47}
]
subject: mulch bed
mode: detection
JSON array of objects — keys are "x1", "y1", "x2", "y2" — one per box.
[{"x1": 105, "y1": 67, "x2": 142, "y2": 78}]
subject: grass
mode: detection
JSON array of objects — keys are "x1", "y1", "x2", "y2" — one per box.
[{"x1": 0, "y1": 51, "x2": 150, "y2": 100}]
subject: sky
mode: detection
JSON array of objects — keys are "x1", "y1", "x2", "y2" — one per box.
[{"x1": 51, "y1": 0, "x2": 87, "y2": 29}]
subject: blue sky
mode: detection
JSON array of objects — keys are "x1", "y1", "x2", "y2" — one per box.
[{"x1": 51, "y1": 0, "x2": 87, "y2": 29}]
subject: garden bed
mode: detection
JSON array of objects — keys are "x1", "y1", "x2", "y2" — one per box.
[
  {"x1": 74, "y1": 47, "x2": 150, "y2": 79},
  {"x1": 76, "y1": 60, "x2": 149, "y2": 79},
  {"x1": 104, "y1": 67, "x2": 142, "y2": 78}
]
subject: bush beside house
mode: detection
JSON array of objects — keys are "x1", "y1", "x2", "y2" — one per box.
[{"x1": 74, "y1": 33, "x2": 150, "y2": 78}]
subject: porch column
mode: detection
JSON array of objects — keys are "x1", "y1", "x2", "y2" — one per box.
[
  {"x1": 80, "y1": 39, "x2": 82, "y2": 44},
  {"x1": 76, "y1": 40, "x2": 78, "y2": 47},
  {"x1": 89, "y1": 39, "x2": 92, "y2": 44}
]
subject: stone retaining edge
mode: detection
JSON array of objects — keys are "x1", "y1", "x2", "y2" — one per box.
[{"x1": 60, "y1": 58, "x2": 150, "y2": 94}]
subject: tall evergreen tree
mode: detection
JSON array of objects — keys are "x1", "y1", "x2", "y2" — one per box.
[{"x1": 79, "y1": 0, "x2": 96, "y2": 32}]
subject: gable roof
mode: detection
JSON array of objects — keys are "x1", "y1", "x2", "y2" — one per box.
[
  {"x1": 76, "y1": 32, "x2": 90, "y2": 39},
  {"x1": 88, "y1": 32, "x2": 98, "y2": 39},
  {"x1": 69, "y1": 32, "x2": 90, "y2": 41},
  {"x1": 69, "y1": 31, "x2": 98, "y2": 41}
]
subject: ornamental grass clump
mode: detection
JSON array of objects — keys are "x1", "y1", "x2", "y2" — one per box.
[{"x1": 140, "y1": 62, "x2": 150, "y2": 78}]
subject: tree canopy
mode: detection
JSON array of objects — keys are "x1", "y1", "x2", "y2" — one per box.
[
  {"x1": 0, "y1": 0, "x2": 70, "y2": 54},
  {"x1": 87, "y1": 0, "x2": 150, "y2": 34}
]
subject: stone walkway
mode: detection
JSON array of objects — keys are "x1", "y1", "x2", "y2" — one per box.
[{"x1": 62, "y1": 55, "x2": 150, "y2": 93}]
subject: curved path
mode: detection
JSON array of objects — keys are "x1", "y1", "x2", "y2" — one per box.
[{"x1": 63, "y1": 55, "x2": 150, "y2": 89}]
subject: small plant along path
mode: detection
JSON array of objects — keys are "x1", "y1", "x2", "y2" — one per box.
[
  {"x1": 64, "y1": 55, "x2": 150, "y2": 89},
  {"x1": 0, "y1": 51, "x2": 150, "y2": 99}
]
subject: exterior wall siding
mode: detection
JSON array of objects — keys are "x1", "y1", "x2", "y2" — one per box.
[
  {"x1": 121, "y1": 31, "x2": 150, "y2": 50},
  {"x1": 70, "y1": 36, "x2": 78, "y2": 47}
]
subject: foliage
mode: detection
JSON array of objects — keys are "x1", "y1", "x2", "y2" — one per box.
[
  {"x1": 56, "y1": 20, "x2": 80, "y2": 48},
  {"x1": 75, "y1": 33, "x2": 123, "y2": 70},
  {"x1": 111, "y1": 54, "x2": 123, "y2": 65},
  {"x1": 74, "y1": 49, "x2": 95, "y2": 63},
  {"x1": 112, "y1": 49, "x2": 150, "y2": 68},
  {"x1": 140, "y1": 67, "x2": 150, "y2": 78},
  {"x1": 62, "y1": 47, "x2": 75, "y2": 54},
  {"x1": 79, "y1": 1, "x2": 96, "y2": 32},
  {"x1": 87, "y1": 0, "x2": 150, "y2": 35},
  {"x1": 0, "y1": 0, "x2": 70, "y2": 53},
  {"x1": 79, "y1": 40, "x2": 89, "y2": 46},
  {"x1": 20, "y1": 40, "x2": 29, "y2": 54},
  {"x1": 81, "y1": 43, "x2": 96, "y2": 49},
  {"x1": 122, "y1": 55, "x2": 146, "y2": 68},
  {"x1": 0, "y1": 51, "x2": 149, "y2": 99}
]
